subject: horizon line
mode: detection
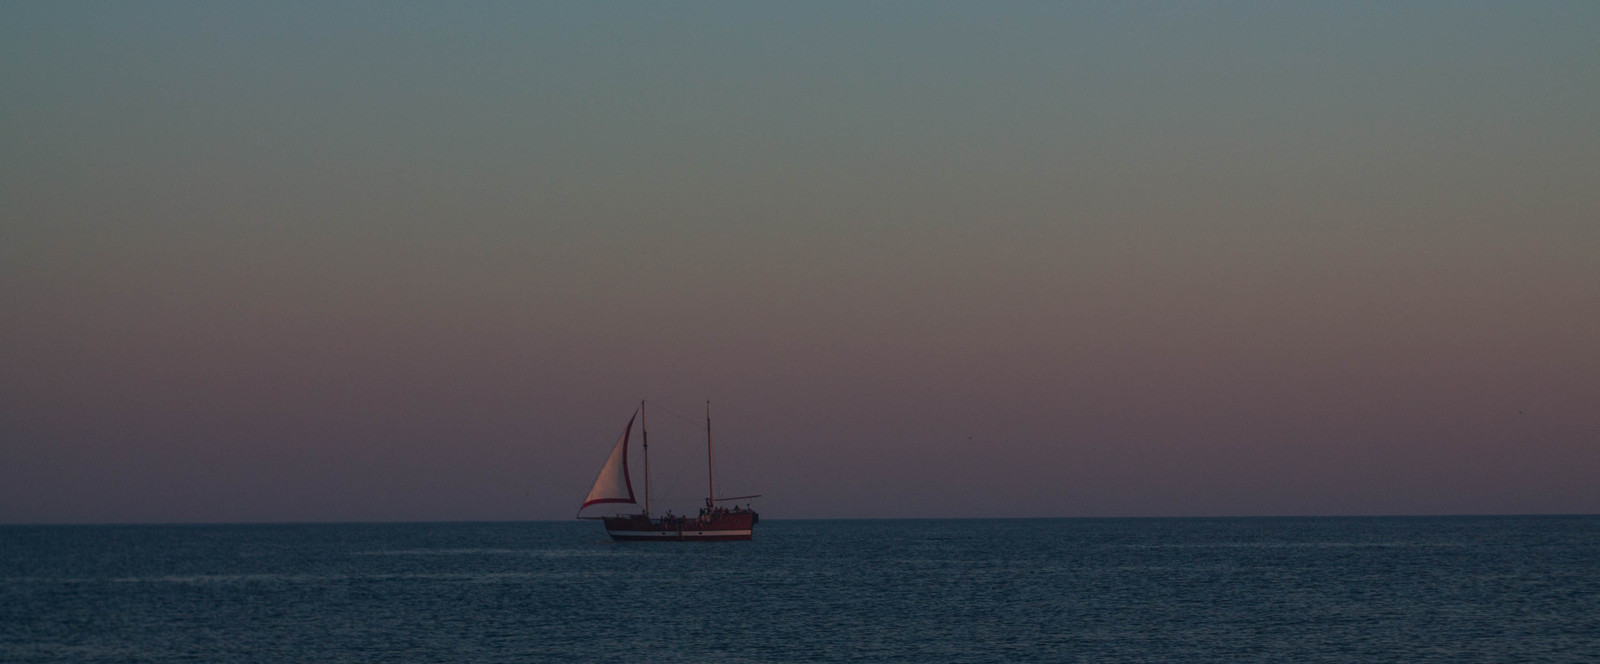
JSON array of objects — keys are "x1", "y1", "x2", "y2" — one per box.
[{"x1": 4, "y1": 512, "x2": 1597, "y2": 527}]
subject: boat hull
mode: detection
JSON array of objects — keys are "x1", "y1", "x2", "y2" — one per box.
[{"x1": 602, "y1": 512, "x2": 757, "y2": 542}]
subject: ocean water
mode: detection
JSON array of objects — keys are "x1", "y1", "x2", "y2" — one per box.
[{"x1": 2, "y1": 517, "x2": 1597, "y2": 663}]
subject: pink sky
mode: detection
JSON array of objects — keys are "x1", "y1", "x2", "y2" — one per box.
[{"x1": 3, "y1": 3, "x2": 1597, "y2": 522}]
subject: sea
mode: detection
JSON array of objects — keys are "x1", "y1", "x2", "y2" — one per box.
[{"x1": 2, "y1": 516, "x2": 1596, "y2": 663}]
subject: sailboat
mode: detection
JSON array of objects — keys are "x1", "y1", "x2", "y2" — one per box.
[{"x1": 577, "y1": 400, "x2": 760, "y2": 541}]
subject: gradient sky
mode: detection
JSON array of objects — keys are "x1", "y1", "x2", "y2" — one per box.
[{"x1": 3, "y1": 2, "x2": 1597, "y2": 523}]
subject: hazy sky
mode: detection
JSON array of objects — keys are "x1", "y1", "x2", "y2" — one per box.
[{"x1": 3, "y1": 2, "x2": 1597, "y2": 523}]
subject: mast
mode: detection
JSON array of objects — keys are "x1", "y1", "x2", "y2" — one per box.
[
  {"x1": 705, "y1": 399, "x2": 715, "y2": 508},
  {"x1": 641, "y1": 400, "x2": 651, "y2": 517}
]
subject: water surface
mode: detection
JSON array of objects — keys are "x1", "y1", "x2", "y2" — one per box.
[{"x1": 3, "y1": 517, "x2": 1596, "y2": 662}]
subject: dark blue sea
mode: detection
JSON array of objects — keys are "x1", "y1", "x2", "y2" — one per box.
[{"x1": 3, "y1": 517, "x2": 1597, "y2": 663}]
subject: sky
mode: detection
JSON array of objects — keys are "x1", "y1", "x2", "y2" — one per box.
[{"x1": 2, "y1": 1, "x2": 1597, "y2": 523}]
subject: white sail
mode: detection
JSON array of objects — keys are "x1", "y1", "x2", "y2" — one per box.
[{"x1": 579, "y1": 413, "x2": 637, "y2": 511}]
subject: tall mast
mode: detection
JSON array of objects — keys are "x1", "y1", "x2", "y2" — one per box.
[
  {"x1": 705, "y1": 399, "x2": 715, "y2": 507},
  {"x1": 641, "y1": 400, "x2": 651, "y2": 518}
]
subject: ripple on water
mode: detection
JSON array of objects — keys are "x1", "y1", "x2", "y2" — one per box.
[{"x1": 2, "y1": 517, "x2": 1596, "y2": 664}]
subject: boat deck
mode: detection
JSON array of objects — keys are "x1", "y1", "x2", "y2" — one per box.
[{"x1": 603, "y1": 510, "x2": 758, "y2": 541}]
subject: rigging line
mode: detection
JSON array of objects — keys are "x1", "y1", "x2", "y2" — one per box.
[
  {"x1": 685, "y1": 407, "x2": 752, "y2": 497},
  {"x1": 637, "y1": 399, "x2": 753, "y2": 505},
  {"x1": 649, "y1": 435, "x2": 698, "y2": 511},
  {"x1": 718, "y1": 434, "x2": 759, "y2": 499},
  {"x1": 648, "y1": 401, "x2": 708, "y2": 432}
]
